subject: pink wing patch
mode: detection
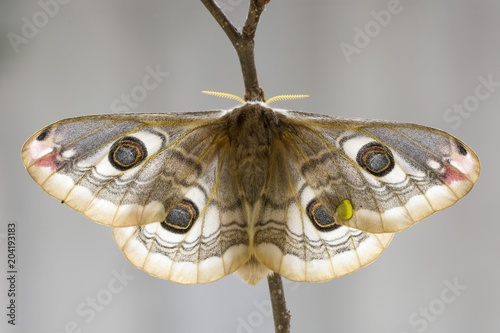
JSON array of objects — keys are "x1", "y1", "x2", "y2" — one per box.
[
  {"x1": 438, "y1": 139, "x2": 478, "y2": 185},
  {"x1": 27, "y1": 128, "x2": 61, "y2": 171},
  {"x1": 439, "y1": 161, "x2": 467, "y2": 185}
]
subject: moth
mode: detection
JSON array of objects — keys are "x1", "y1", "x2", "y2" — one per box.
[{"x1": 21, "y1": 94, "x2": 480, "y2": 285}]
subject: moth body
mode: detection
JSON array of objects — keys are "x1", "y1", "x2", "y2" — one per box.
[{"x1": 228, "y1": 103, "x2": 278, "y2": 204}]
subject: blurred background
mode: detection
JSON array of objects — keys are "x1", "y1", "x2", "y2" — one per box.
[{"x1": 1, "y1": 0, "x2": 498, "y2": 332}]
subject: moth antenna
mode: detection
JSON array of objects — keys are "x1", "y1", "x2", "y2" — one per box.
[
  {"x1": 202, "y1": 91, "x2": 245, "y2": 103},
  {"x1": 265, "y1": 94, "x2": 310, "y2": 105}
]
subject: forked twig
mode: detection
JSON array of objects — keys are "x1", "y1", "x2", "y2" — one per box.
[
  {"x1": 200, "y1": 0, "x2": 265, "y2": 101},
  {"x1": 200, "y1": 1, "x2": 291, "y2": 332}
]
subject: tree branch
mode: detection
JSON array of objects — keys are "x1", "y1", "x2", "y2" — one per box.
[
  {"x1": 239, "y1": 0, "x2": 265, "y2": 101},
  {"x1": 201, "y1": 1, "x2": 291, "y2": 332},
  {"x1": 201, "y1": 0, "x2": 266, "y2": 101},
  {"x1": 200, "y1": 0, "x2": 240, "y2": 44},
  {"x1": 267, "y1": 273, "x2": 291, "y2": 333}
]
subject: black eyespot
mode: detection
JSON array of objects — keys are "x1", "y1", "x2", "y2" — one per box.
[
  {"x1": 108, "y1": 136, "x2": 147, "y2": 171},
  {"x1": 455, "y1": 140, "x2": 468, "y2": 156},
  {"x1": 160, "y1": 199, "x2": 199, "y2": 234},
  {"x1": 356, "y1": 142, "x2": 395, "y2": 177},
  {"x1": 36, "y1": 127, "x2": 51, "y2": 141},
  {"x1": 307, "y1": 200, "x2": 340, "y2": 231}
]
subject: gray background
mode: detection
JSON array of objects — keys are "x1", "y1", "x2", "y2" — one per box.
[{"x1": 1, "y1": 0, "x2": 498, "y2": 332}]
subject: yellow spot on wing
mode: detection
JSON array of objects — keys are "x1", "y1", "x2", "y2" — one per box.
[{"x1": 337, "y1": 199, "x2": 353, "y2": 220}]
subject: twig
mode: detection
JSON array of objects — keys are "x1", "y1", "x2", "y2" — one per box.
[
  {"x1": 267, "y1": 273, "x2": 291, "y2": 333},
  {"x1": 200, "y1": 0, "x2": 265, "y2": 101},
  {"x1": 200, "y1": 0, "x2": 239, "y2": 45},
  {"x1": 200, "y1": 1, "x2": 292, "y2": 332}
]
